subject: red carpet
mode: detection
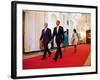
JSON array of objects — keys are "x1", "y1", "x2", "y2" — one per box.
[{"x1": 23, "y1": 44, "x2": 90, "y2": 69}]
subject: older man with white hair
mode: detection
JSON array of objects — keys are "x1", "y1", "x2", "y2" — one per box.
[{"x1": 40, "y1": 22, "x2": 52, "y2": 60}]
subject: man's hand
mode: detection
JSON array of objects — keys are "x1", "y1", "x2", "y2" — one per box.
[{"x1": 49, "y1": 39, "x2": 53, "y2": 43}]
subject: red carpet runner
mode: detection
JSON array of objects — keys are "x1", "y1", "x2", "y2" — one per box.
[{"x1": 23, "y1": 44, "x2": 90, "y2": 69}]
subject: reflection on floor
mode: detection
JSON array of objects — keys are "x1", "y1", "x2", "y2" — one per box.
[{"x1": 23, "y1": 44, "x2": 91, "y2": 69}]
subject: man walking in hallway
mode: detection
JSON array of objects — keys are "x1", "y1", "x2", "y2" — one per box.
[
  {"x1": 52, "y1": 20, "x2": 64, "y2": 61},
  {"x1": 40, "y1": 22, "x2": 52, "y2": 60}
]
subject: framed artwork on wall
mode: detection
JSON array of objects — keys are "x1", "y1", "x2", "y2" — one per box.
[{"x1": 11, "y1": 1, "x2": 98, "y2": 79}]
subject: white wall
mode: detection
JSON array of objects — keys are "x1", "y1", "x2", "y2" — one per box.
[
  {"x1": 24, "y1": 11, "x2": 45, "y2": 52},
  {"x1": 0, "y1": 0, "x2": 99, "y2": 80}
]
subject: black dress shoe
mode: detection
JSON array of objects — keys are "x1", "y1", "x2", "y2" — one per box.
[
  {"x1": 49, "y1": 53, "x2": 51, "y2": 57},
  {"x1": 53, "y1": 58, "x2": 57, "y2": 62},
  {"x1": 42, "y1": 57, "x2": 46, "y2": 60},
  {"x1": 59, "y1": 56, "x2": 62, "y2": 59}
]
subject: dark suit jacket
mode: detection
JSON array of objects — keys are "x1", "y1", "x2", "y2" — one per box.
[
  {"x1": 53, "y1": 26, "x2": 64, "y2": 43},
  {"x1": 40, "y1": 28, "x2": 52, "y2": 44}
]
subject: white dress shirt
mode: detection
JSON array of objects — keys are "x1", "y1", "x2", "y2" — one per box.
[
  {"x1": 56, "y1": 26, "x2": 59, "y2": 33},
  {"x1": 44, "y1": 27, "x2": 47, "y2": 32}
]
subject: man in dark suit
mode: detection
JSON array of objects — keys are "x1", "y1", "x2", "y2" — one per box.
[
  {"x1": 40, "y1": 22, "x2": 52, "y2": 60},
  {"x1": 53, "y1": 20, "x2": 64, "y2": 61}
]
